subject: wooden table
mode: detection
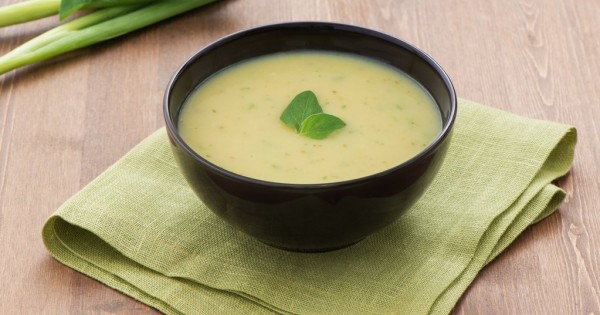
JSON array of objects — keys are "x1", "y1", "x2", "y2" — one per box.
[{"x1": 1, "y1": 0, "x2": 598, "y2": 313}]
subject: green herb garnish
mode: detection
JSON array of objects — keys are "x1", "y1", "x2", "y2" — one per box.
[
  {"x1": 280, "y1": 90, "x2": 346, "y2": 140},
  {"x1": 299, "y1": 113, "x2": 346, "y2": 139}
]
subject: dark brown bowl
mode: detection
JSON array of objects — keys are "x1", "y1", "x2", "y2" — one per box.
[{"x1": 164, "y1": 22, "x2": 457, "y2": 252}]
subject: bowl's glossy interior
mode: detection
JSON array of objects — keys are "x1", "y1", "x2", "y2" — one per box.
[{"x1": 164, "y1": 22, "x2": 457, "y2": 252}]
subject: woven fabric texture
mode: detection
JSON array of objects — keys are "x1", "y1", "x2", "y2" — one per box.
[{"x1": 43, "y1": 99, "x2": 577, "y2": 314}]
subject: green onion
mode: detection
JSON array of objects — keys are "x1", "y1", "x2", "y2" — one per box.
[
  {"x1": 0, "y1": 0, "x2": 219, "y2": 75},
  {"x1": 0, "y1": 5, "x2": 139, "y2": 74},
  {"x1": 0, "y1": 0, "x2": 60, "y2": 27},
  {"x1": 2, "y1": 5, "x2": 139, "y2": 60},
  {"x1": 59, "y1": 0, "x2": 158, "y2": 20},
  {"x1": 0, "y1": 0, "x2": 160, "y2": 27}
]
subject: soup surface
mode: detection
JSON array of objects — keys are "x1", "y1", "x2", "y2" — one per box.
[{"x1": 178, "y1": 51, "x2": 441, "y2": 184}]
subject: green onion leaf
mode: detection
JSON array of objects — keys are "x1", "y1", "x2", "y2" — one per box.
[
  {"x1": 60, "y1": 0, "x2": 109, "y2": 20},
  {"x1": 59, "y1": 0, "x2": 157, "y2": 20}
]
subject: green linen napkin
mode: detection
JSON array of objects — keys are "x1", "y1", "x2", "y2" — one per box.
[{"x1": 42, "y1": 99, "x2": 576, "y2": 315}]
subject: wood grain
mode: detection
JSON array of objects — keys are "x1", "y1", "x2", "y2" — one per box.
[{"x1": 1, "y1": 0, "x2": 599, "y2": 313}]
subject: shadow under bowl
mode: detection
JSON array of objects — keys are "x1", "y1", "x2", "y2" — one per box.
[{"x1": 164, "y1": 22, "x2": 457, "y2": 252}]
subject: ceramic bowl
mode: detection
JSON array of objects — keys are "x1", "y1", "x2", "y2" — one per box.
[{"x1": 164, "y1": 22, "x2": 457, "y2": 252}]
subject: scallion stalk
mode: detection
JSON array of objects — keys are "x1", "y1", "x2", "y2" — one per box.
[
  {"x1": 58, "y1": 0, "x2": 158, "y2": 20},
  {"x1": 0, "y1": 0, "x2": 219, "y2": 75},
  {"x1": 0, "y1": 0, "x2": 160, "y2": 26},
  {"x1": 0, "y1": 0, "x2": 61, "y2": 27},
  {"x1": 2, "y1": 5, "x2": 139, "y2": 60}
]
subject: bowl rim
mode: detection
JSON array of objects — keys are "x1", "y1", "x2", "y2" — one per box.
[{"x1": 164, "y1": 21, "x2": 457, "y2": 189}]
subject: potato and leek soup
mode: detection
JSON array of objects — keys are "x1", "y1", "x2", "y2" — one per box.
[{"x1": 177, "y1": 51, "x2": 441, "y2": 184}]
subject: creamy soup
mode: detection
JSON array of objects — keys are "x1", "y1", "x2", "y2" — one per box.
[{"x1": 178, "y1": 51, "x2": 441, "y2": 184}]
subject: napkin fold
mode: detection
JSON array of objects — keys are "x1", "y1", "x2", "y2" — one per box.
[{"x1": 43, "y1": 99, "x2": 576, "y2": 315}]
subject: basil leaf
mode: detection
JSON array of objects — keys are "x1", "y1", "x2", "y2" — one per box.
[
  {"x1": 280, "y1": 90, "x2": 323, "y2": 131},
  {"x1": 299, "y1": 113, "x2": 346, "y2": 139}
]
